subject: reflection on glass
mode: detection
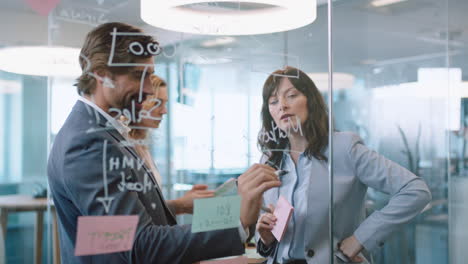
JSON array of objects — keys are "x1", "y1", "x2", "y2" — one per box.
[{"x1": 0, "y1": 0, "x2": 466, "y2": 262}]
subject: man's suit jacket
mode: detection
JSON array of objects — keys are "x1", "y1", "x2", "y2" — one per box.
[
  {"x1": 48, "y1": 101, "x2": 244, "y2": 264},
  {"x1": 257, "y1": 132, "x2": 431, "y2": 264}
]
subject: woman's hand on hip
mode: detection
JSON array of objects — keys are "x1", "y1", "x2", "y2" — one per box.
[{"x1": 339, "y1": 235, "x2": 364, "y2": 263}]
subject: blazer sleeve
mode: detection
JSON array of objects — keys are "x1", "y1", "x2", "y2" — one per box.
[
  {"x1": 63, "y1": 133, "x2": 245, "y2": 263},
  {"x1": 347, "y1": 134, "x2": 432, "y2": 252},
  {"x1": 256, "y1": 239, "x2": 277, "y2": 257},
  {"x1": 256, "y1": 217, "x2": 277, "y2": 258}
]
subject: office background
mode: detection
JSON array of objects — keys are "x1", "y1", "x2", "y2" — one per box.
[{"x1": 0, "y1": 0, "x2": 467, "y2": 263}]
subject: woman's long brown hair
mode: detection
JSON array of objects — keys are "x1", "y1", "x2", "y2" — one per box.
[{"x1": 257, "y1": 66, "x2": 329, "y2": 168}]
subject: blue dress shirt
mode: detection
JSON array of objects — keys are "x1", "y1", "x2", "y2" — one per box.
[{"x1": 276, "y1": 152, "x2": 311, "y2": 263}]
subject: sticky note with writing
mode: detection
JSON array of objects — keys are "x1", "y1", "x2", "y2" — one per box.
[
  {"x1": 272, "y1": 195, "x2": 294, "y2": 242},
  {"x1": 214, "y1": 178, "x2": 238, "y2": 197},
  {"x1": 75, "y1": 215, "x2": 139, "y2": 256},
  {"x1": 194, "y1": 256, "x2": 248, "y2": 264},
  {"x1": 192, "y1": 195, "x2": 241, "y2": 233}
]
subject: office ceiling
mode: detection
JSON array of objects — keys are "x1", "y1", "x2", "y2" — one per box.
[{"x1": 0, "y1": 0, "x2": 467, "y2": 83}]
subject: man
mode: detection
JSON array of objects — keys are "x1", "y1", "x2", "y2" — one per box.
[{"x1": 47, "y1": 22, "x2": 280, "y2": 263}]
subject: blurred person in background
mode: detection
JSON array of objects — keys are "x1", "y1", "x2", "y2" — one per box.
[{"x1": 123, "y1": 74, "x2": 214, "y2": 215}]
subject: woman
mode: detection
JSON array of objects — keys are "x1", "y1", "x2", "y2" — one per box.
[
  {"x1": 255, "y1": 66, "x2": 431, "y2": 264},
  {"x1": 124, "y1": 74, "x2": 214, "y2": 215}
]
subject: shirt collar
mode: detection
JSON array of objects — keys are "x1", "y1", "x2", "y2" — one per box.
[{"x1": 77, "y1": 96, "x2": 130, "y2": 137}]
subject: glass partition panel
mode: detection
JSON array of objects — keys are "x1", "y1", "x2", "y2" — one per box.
[
  {"x1": 2, "y1": 0, "x2": 467, "y2": 263},
  {"x1": 447, "y1": 1, "x2": 468, "y2": 263},
  {"x1": 43, "y1": 0, "x2": 328, "y2": 263},
  {"x1": 159, "y1": 7, "x2": 330, "y2": 237},
  {"x1": 331, "y1": 0, "x2": 459, "y2": 263}
]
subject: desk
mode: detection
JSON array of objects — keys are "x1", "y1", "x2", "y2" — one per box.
[
  {"x1": 248, "y1": 258, "x2": 266, "y2": 264},
  {"x1": 245, "y1": 246, "x2": 266, "y2": 264},
  {"x1": 195, "y1": 257, "x2": 265, "y2": 264},
  {"x1": 0, "y1": 195, "x2": 60, "y2": 264}
]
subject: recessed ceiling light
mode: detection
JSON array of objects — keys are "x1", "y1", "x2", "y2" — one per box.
[
  {"x1": 0, "y1": 46, "x2": 81, "y2": 77},
  {"x1": 371, "y1": 0, "x2": 408, "y2": 7},
  {"x1": 141, "y1": 0, "x2": 317, "y2": 35}
]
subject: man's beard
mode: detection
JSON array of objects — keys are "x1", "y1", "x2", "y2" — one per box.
[{"x1": 114, "y1": 92, "x2": 136, "y2": 112}]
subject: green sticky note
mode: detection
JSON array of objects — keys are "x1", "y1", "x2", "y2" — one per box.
[
  {"x1": 192, "y1": 195, "x2": 241, "y2": 233},
  {"x1": 214, "y1": 178, "x2": 238, "y2": 197}
]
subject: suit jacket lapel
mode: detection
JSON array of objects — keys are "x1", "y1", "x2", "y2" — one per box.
[
  {"x1": 76, "y1": 100, "x2": 177, "y2": 224},
  {"x1": 103, "y1": 125, "x2": 177, "y2": 223}
]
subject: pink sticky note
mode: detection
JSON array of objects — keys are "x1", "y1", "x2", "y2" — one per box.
[
  {"x1": 194, "y1": 256, "x2": 248, "y2": 264},
  {"x1": 272, "y1": 195, "x2": 294, "y2": 242},
  {"x1": 26, "y1": 0, "x2": 60, "y2": 16},
  {"x1": 75, "y1": 215, "x2": 139, "y2": 256}
]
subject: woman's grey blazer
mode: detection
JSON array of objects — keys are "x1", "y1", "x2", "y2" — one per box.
[{"x1": 257, "y1": 132, "x2": 431, "y2": 264}]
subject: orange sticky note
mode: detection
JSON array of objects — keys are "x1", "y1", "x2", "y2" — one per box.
[
  {"x1": 75, "y1": 215, "x2": 139, "y2": 256},
  {"x1": 272, "y1": 195, "x2": 294, "y2": 242},
  {"x1": 194, "y1": 256, "x2": 248, "y2": 264}
]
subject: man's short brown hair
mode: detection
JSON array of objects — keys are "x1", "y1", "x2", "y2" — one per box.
[{"x1": 75, "y1": 22, "x2": 158, "y2": 95}]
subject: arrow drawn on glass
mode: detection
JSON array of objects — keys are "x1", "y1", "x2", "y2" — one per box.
[{"x1": 97, "y1": 140, "x2": 114, "y2": 214}]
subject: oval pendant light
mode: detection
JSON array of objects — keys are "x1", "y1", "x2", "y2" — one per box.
[{"x1": 141, "y1": 0, "x2": 317, "y2": 35}]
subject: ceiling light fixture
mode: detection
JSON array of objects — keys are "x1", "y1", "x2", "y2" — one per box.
[
  {"x1": 0, "y1": 46, "x2": 81, "y2": 77},
  {"x1": 307, "y1": 73, "x2": 355, "y2": 92},
  {"x1": 370, "y1": 0, "x2": 408, "y2": 7},
  {"x1": 141, "y1": 0, "x2": 317, "y2": 35}
]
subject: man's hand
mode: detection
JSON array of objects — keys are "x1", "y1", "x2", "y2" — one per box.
[
  {"x1": 339, "y1": 235, "x2": 364, "y2": 263},
  {"x1": 237, "y1": 164, "x2": 281, "y2": 228}
]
